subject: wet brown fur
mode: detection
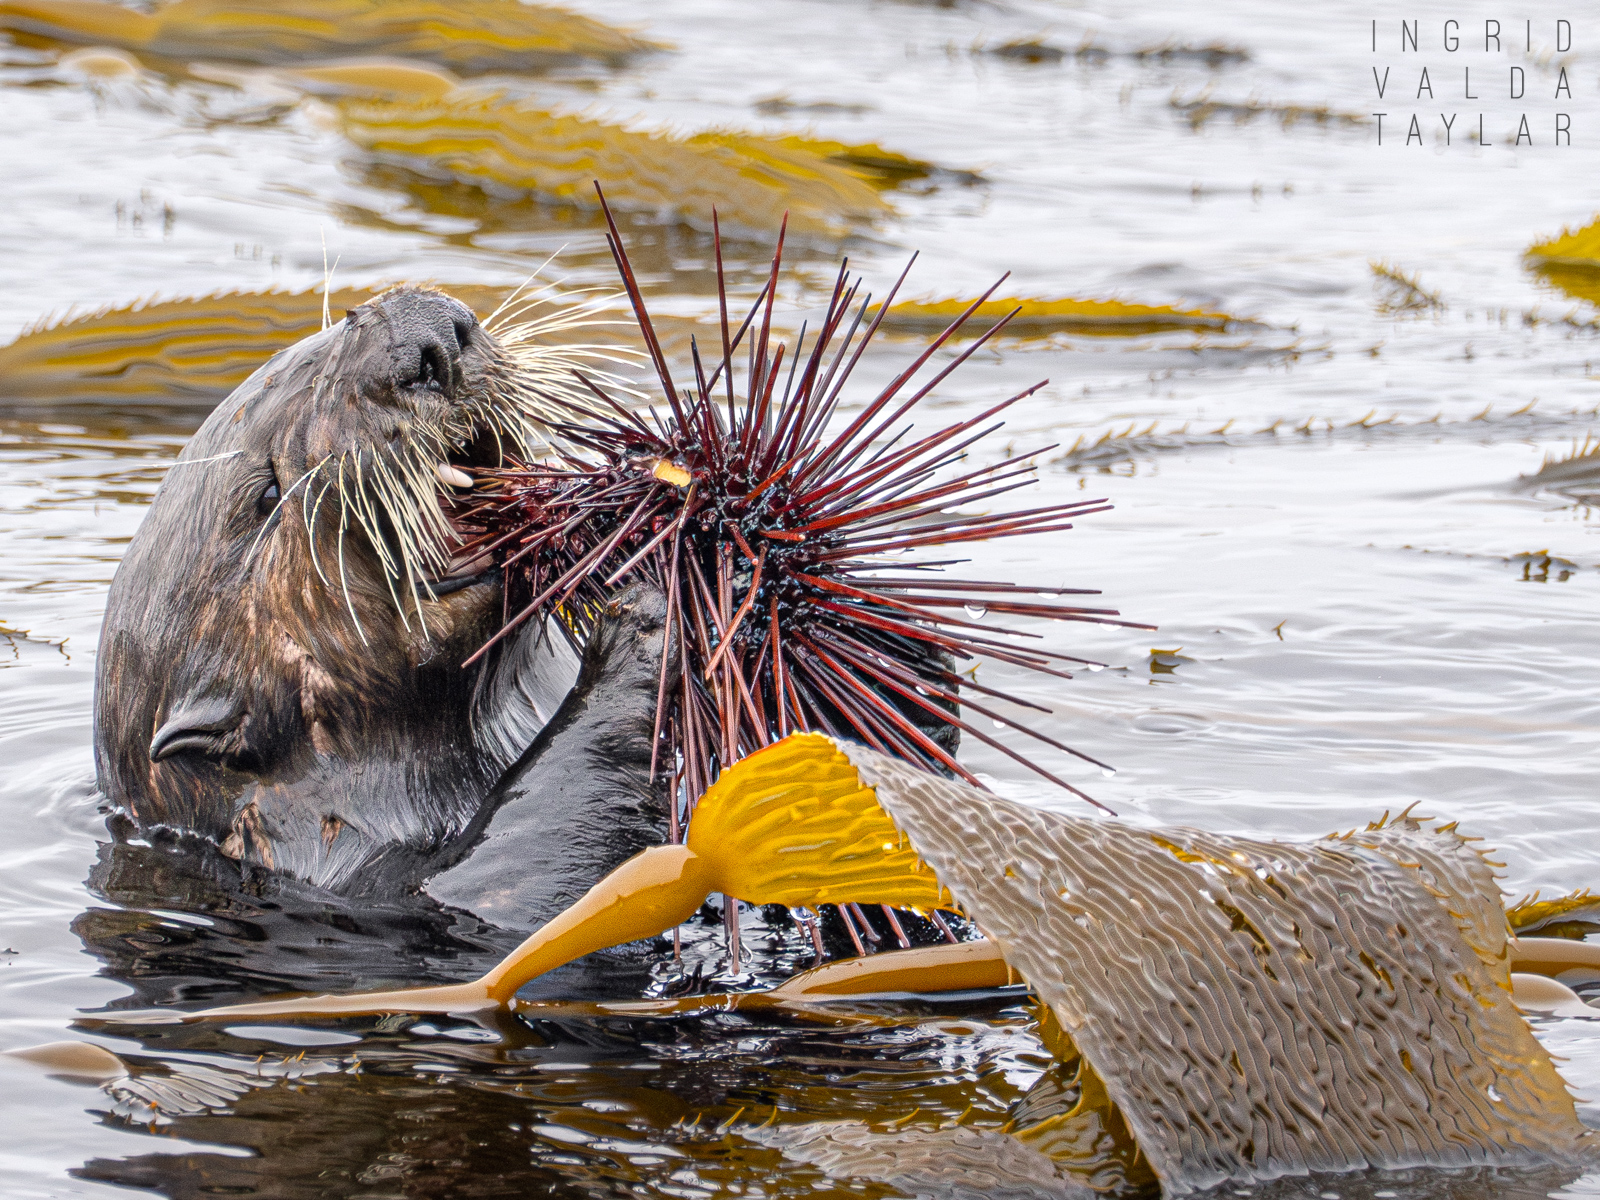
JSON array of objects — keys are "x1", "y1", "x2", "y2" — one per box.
[{"x1": 94, "y1": 286, "x2": 571, "y2": 894}]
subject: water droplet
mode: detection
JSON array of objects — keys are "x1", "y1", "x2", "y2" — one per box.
[
  {"x1": 1101, "y1": 767, "x2": 1117, "y2": 778},
  {"x1": 1087, "y1": 664, "x2": 1105, "y2": 673},
  {"x1": 991, "y1": 718, "x2": 1007, "y2": 729},
  {"x1": 963, "y1": 603, "x2": 988, "y2": 619}
]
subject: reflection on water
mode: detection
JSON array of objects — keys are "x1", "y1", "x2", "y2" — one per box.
[
  {"x1": 66, "y1": 997, "x2": 1054, "y2": 1198},
  {"x1": 2, "y1": 0, "x2": 1599, "y2": 1195}
]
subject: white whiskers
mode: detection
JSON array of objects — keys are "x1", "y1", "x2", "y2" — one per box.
[{"x1": 283, "y1": 281, "x2": 644, "y2": 642}]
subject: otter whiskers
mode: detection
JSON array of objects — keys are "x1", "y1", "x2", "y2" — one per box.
[{"x1": 246, "y1": 283, "x2": 646, "y2": 642}]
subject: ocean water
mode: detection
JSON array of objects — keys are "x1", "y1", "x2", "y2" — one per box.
[{"x1": 1, "y1": 0, "x2": 1597, "y2": 1196}]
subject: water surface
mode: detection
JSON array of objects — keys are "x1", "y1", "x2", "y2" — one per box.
[{"x1": 2, "y1": 0, "x2": 1598, "y2": 1196}]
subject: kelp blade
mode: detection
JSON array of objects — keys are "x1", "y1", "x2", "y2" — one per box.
[
  {"x1": 884, "y1": 295, "x2": 1238, "y2": 337},
  {"x1": 684, "y1": 130, "x2": 946, "y2": 190},
  {"x1": 1527, "y1": 215, "x2": 1600, "y2": 268},
  {"x1": 81, "y1": 729, "x2": 1597, "y2": 1192},
  {"x1": 843, "y1": 742, "x2": 1592, "y2": 1191},
  {"x1": 337, "y1": 95, "x2": 892, "y2": 237},
  {"x1": 638, "y1": 734, "x2": 1598, "y2": 1190},
  {"x1": 0, "y1": 284, "x2": 511, "y2": 402},
  {"x1": 685, "y1": 734, "x2": 948, "y2": 911},
  {"x1": 0, "y1": 0, "x2": 660, "y2": 72},
  {"x1": 1508, "y1": 888, "x2": 1600, "y2": 939},
  {"x1": 1526, "y1": 216, "x2": 1600, "y2": 308},
  {"x1": 470, "y1": 732, "x2": 1596, "y2": 1187}
]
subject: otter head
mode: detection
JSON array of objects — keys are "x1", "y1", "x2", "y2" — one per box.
[{"x1": 94, "y1": 286, "x2": 577, "y2": 885}]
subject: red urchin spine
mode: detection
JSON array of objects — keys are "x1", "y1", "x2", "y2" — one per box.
[{"x1": 450, "y1": 189, "x2": 1151, "y2": 965}]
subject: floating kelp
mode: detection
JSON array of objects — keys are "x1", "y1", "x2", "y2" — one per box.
[
  {"x1": 984, "y1": 38, "x2": 1072, "y2": 64},
  {"x1": 0, "y1": 282, "x2": 623, "y2": 402},
  {"x1": 752, "y1": 94, "x2": 873, "y2": 117},
  {"x1": 1516, "y1": 435, "x2": 1600, "y2": 505},
  {"x1": 188, "y1": 55, "x2": 462, "y2": 103},
  {"x1": 883, "y1": 295, "x2": 1237, "y2": 337},
  {"x1": 1531, "y1": 273, "x2": 1600, "y2": 311},
  {"x1": 1131, "y1": 41, "x2": 1250, "y2": 67},
  {"x1": 17, "y1": 32, "x2": 947, "y2": 238},
  {"x1": 336, "y1": 94, "x2": 898, "y2": 237},
  {"x1": 689, "y1": 130, "x2": 961, "y2": 189},
  {"x1": 1526, "y1": 216, "x2": 1600, "y2": 308},
  {"x1": 1172, "y1": 94, "x2": 1366, "y2": 130},
  {"x1": 54, "y1": 43, "x2": 143, "y2": 78},
  {"x1": 0, "y1": 0, "x2": 659, "y2": 73},
  {"x1": 1528, "y1": 216, "x2": 1600, "y2": 268},
  {"x1": 1509, "y1": 889, "x2": 1600, "y2": 940},
  {"x1": 749, "y1": 1117, "x2": 1133, "y2": 1197},
  {"x1": 127, "y1": 733, "x2": 1597, "y2": 1193},
  {"x1": 1056, "y1": 399, "x2": 1600, "y2": 468},
  {"x1": 1371, "y1": 260, "x2": 1444, "y2": 314},
  {"x1": 982, "y1": 38, "x2": 1248, "y2": 68}
]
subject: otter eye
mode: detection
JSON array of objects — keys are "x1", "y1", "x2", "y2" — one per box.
[{"x1": 257, "y1": 474, "x2": 281, "y2": 517}]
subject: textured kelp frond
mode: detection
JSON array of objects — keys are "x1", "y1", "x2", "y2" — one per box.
[
  {"x1": 684, "y1": 130, "x2": 961, "y2": 189},
  {"x1": 186, "y1": 56, "x2": 463, "y2": 103},
  {"x1": 1527, "y1": 215, "x2": 1600, "y2": 267},
  {"x1": 160, "y1": 733, "x2": 1594, "y2": 1189},
  {"x1": 459, "y1": 199, "x2": 1146, "y2": 817},
  {"x1": 337, "y1": 95, "x2": 902, "y2": 238},
  {"x1": 883, "y1": 294, "x2": 1238, "y2": 337},
  {"x1": 837, "y1": 740, "x2": 1592, "y2": 1192},
  {"x1": 1532, "y1": 269, "x2": 1600, "y2": 309},
  {"x1": 0, "y1": 282, "x2": 634, "y2": 402},
  {"x1": 1526, "y1": 216, "x2": 1600, "y2": 308},
  {"x1": 0, "y1": 288, "x2": 388, "y2": 400},
  {"x1": 0, "y1": 0, "x2": 661, "y2": 72}
]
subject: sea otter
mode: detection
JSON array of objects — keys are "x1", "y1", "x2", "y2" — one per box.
[
  {"x1": 69, "y1": 281, "x2": 1600, "y2": 1197},
  {"x1": 92, "y1": 285, "x2": 675, "y2": 944}
]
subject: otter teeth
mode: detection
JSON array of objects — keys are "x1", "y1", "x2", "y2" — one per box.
[{"x1": 434, "y1": 462, "x2": 474, "y2": 490}]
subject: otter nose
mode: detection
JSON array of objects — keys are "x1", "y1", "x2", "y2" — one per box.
[{"x1": 379, "y1": 289, "x2": 479, "y2": 398}]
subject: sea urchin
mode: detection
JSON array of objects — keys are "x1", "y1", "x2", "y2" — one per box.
[{"x1": 457, "y1": 192, "x2": 1146, "y2": 848}]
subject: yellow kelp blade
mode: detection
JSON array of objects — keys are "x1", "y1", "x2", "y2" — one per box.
[
  {"x1": 96, "y1": 732, "x2": 1595, "y2": 1190},
  {"x1": 684, "y1": 130, "x2": 952, "y2": 190},
  {"x1": 1528, "y1": 215, "x2": 1600, "y2": 268},
  {"x1": 0, "y1": 0, "x2": 660, "y2": 72},
  {"x1": 1526, "y1": 216, "x2": 1600, "y2": 307},
  {"x1": 187, "y1": 56, "x2": 463, "y2": 102},
  {"x1": 97, "y1": 735, "x2": 951, "y2": 1020},
  {"x1": 336, "y1": 95, "x2": 892, "y2": 238},
  {"x1": 0, "y1": 282, "x2": 584, "y2": 402},
  {"x1": 1009, "y1": 1057, "x2": 1158, "y2": 1195},
  {"x1": 884, "y1": 295, "x2": 1239, "y2": 337},
  {"x1": 766, "y1": 939, "x2": 1012, "y2": 999},
  {"x1": 504, "y1": 939, "x2": 1014, "y2": 1021},
  {"x1": 682, "y1": 733, "x2": 948, "y2": 910},
  {"x1": 1532, "y1": 267, "x2": 1600, "y2": 309},
  {"x1": 1508, "y1": 888, "x2": 1600, "y2": 939}
]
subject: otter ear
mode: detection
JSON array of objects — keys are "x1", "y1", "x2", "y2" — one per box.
[{"x1": 149, "y1": 696, "x2": 244, "y2": 764}]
